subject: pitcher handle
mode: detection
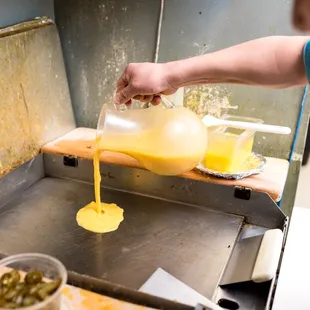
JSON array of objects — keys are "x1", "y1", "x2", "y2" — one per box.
[
  {"x1": 161, "y1": 95, "x2": 175, "y2": 109},
  {"x1": 113, "y1": 91, "x2": 175, "y2": 110},
  {"x1": 142, "y1": 95, "x2": 175, "y2": 109}
]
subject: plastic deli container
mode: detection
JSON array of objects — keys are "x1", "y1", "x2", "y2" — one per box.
[
  {"x1": 0, "y1": 253, "x2": 67, "y2": 310},
  {"x1": 202, "y1": 115, "x2": 263, "y2": 173}
]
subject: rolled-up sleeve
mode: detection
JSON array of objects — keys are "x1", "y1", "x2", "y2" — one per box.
[{"x1": 303, "y1": 40, "x2": 310, "y2": 83}]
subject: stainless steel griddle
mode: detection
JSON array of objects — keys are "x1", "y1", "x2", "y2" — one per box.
[{"x1": 0, "y1": 152, "x2": 287, "y2": 309}]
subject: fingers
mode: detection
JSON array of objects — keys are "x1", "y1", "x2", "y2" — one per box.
[
  {"x1": 115, "y1": 88, "x2": 159, "y2": 105},
  {"x1": 133, "y1": 95, "x2": 155, "y2": 103},
  {"x1": 115, "y1": 69, "x2": 134, "y2": 105},
  {"x1": 116, "y1": 70, "x2": 128, "y2": 90},
  {"x1": 114, "y1": 86, "x2": 133, "y2": 105},
  {"x1": 133, "y1": 95, "x2": 162, "y2": 105},
  {"x1": 151, "y1": 95, "x2": 162, "y2": 106},
  {"x1": 115, "y1": 62, "x2": 172, "y2": 106}
]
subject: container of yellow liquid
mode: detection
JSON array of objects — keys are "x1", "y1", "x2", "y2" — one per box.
[
  {"x1": 96, "y1": 103, "x2": 208, "y2": 176},
  {"x1": 76, "y1": 101, "x2": 207, "y2": 234},
  {"x1": 202, "y1": 115, "x2": 263, "y2": 173}
]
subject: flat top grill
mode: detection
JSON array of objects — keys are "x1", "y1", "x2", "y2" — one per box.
[
  {"x1": 0, "y1": 126, "x2": 289, "y2": 309},
  {"x1": 0, "y1": 176, "x2": 242, "y2": 298}
]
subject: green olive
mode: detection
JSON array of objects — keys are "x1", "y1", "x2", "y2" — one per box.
[
  {"x1": 0, "y1": 285, "x2": 9, "y2": 297},
  {"x1": 0, "y1": 269, "x2": 62, "y2": 308},
  {"x1": 13, "y1": 284, "x2": 28, "y2": 306},
  {"x1": 3, "y1": 288, "x2": 19, "y2": 301},
  {"x1": 0, "y1": 273, "x2": 10, "y2": 286},
  {"x1": 13, "y1": 293, "x2": 23, "y2": 306},
  {"x1": 0, "y1": 274, "x2": 15, "y2": 288},
  {"x1": 24, "y1": 271, "x2": 43, "y2": 285},
  {"x1": 0, "y1": 270, "x2": 21, "y2": 288},
  {"x1": 36, "y1": 279, "x2": 61, "y2": 301},
  {"x1": 9, "y1": 271, "x2": 20, "y2": 286},
  {"x1": 28, "y1": 283, "x2": 44, "y2": 296}
]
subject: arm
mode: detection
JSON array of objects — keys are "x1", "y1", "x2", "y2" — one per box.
[
  {"x1": 115, "y1": 36, "x2": 310, "y2": 105},
  {"x1": 167, "y1": 36, "x2": 309, "y2": 89}
]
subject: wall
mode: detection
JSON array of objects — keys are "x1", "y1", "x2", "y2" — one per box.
[
  {"x1": 0, "y1": 2, "x2": 75, "y2": 177},
  {"x1": 54, "y1": 0, "x2": 159, "y2": 127},
  {"x1": 0, "y1": 0, "x2": 54, "y2": 27}
]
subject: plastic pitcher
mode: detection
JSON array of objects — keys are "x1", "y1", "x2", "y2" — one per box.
[{"x1": 97, "y1": 101, "x2": 207, "y2": 175}]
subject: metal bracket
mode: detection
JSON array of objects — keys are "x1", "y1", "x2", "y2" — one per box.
[
  {"x1": 63, "y1": 155, "x2": 79, "y2": 168},
  {"x1": 234, "y1": 186, "x2": 252, "y2": 200}
]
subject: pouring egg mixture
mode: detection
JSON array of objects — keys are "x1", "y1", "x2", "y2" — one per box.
[
  {"x1": 75, "y1": 135, "x2": 202, "y2": 233},
  {"x1": 75, "y1": 107, "x2": 207, "y2": 233},
  {"x1": 76, "y1": 137, "x2": 124, "y2": 234}
]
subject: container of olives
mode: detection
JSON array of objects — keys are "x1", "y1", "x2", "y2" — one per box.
[{"x1": 0, "y1": 253, "x2": 67, "y2": 309}]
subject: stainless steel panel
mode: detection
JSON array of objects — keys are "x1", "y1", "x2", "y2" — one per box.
[
  {"x1": 44, "y1": 153, "x2": 287, "y2": 229},
  {"x1": 213, "y1": 222, "x2": 287, "y2": 309},
  {"x1": 215, "y1": 281, "x2": 272, "y2": 310},
  {"x1": 0, "y1": 177, "x2": 243, "y2": 298},
  {"x1": 0, "y1": 18, "x2": 75, "y2": 177},
  {"x1": 0, "y1": 0, "x2": 54, "y2": 27},
  {"x1": 220, "y1": 235, "x2": 263, "y2": 285},
  {"x1": 55, "y1": 0, "x2": 159, "y2": 127},
  {"x1": 0, "y1": 154, "x2": 44, "y2": 208}
]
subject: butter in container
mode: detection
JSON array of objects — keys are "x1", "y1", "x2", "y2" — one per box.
[{"x1": 202, "y1": 115, "x2": 263, "y2": 173}]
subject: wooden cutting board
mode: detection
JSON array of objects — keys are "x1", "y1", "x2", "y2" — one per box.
[{"x1": 42, "y1": 127, "x2": 289, "y2": 202}]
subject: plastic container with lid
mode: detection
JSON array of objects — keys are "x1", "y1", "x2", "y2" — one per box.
[
  {"x1": 0, "y1": 253, "x2": 67, "y2": 310},
  {"x1": 202, "y1": 115, "x2": 263, "y2": 173}
]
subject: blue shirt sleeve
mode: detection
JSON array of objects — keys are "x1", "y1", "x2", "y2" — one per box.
[{"x1": 303, "y1": 40, "x2": 310, "y2": 83}]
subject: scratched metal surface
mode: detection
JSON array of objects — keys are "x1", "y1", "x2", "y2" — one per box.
[
  {"x1": 0, "y1": 177, "x2": 243, "y2": 298},
  {"x1": 0, "y1": 18, "x2": 75, "y2": 177},
  {"x1": 54, "y1": 0, "x2": 159, "y2": 128},
  {"x1": 0, "y1": 0, "x2": 54, "y2": 28}
]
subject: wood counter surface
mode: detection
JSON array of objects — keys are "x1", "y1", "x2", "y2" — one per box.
[{"x1": 42, "y1": 127, "x2": 289, "y2": 202}]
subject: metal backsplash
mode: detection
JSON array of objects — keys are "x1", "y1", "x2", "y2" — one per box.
[
  {"x1": 55, "y1": 0, "x2": 160, "y2": 128},
  {"x1": 0, "y1": 18, "x2": 75, "y2": 177},
  {"x1": 0, "y1": 0, "x2": 54, "y2": 27}
]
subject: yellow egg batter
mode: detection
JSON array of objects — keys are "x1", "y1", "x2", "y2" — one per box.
[
  {"x1": 102, "y1": 131, "x2": 206, "y2": 175},
  {"x1": 76, "y1": 137, "x2": 124, "y2": 234},
  {"x1": 203, "y1": 132, "x2": 254, "y2": 173}
]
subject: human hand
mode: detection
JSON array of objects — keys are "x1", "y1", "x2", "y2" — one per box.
[{"x1": 114, "y1": 62, "x2": 178, "y2": 106}]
